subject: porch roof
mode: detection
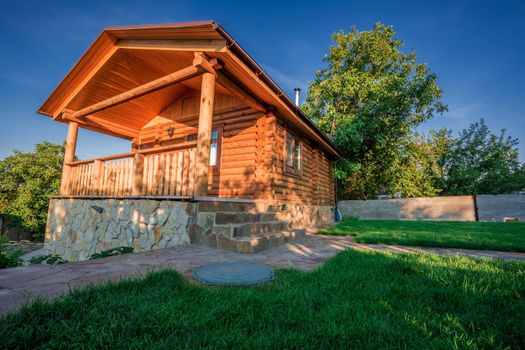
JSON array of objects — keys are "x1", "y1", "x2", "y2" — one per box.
[{"x1": 38, "y1": 21, "x2": 342, "y2": 157}]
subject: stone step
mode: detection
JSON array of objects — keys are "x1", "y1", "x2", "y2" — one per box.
[
  {"x1": 217, "y1": 229, "x2": 306, "y2": 254},
  {"x1": 214, "y1": 212, "x2": 278, "y2": 225},
  {"x1": 213, "y1": 221, "x2": 289, "y2": 238},
  {"x1": 233, "y1": 221, "x2": 289, "y2": 237}
]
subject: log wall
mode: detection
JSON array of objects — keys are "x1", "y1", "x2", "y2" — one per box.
[
  {"x1": 270, "y1": 120, "x2": 335, "y2": 206},
  {"x1": 132, "y1": 90, "x2": 335, "y2": 204}
]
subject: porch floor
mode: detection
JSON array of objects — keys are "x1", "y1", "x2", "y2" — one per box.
[{"x1": 1, "y1": 232, "x2": 525, "y2": 316}]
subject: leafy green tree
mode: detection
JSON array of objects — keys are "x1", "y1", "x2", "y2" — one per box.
[
  {"x1": 0, "y1": 142, "x2": 64, "y2": 234},
  {"x1": 441, "y1": 119, "x2": 525, "y2": 195},
  {"x1": 303, "y1": 23, "x2": 446, "y2": 199}
]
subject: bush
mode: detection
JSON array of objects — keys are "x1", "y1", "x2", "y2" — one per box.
[
  {"x1": 89, "y1": 246, "x2": 133, "y2": 260},
  {"x1": 0, "y1": 235, "x2": 22, "y2": 269},
  {"x1": 29, "y1": 254, "x2": 68, "y2": 265}
]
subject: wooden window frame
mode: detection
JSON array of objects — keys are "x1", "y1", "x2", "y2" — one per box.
[
  {"x1": 283, "y1": 128, "x2": 303, "y2": 177},
  {"x1": 186, "y1": 123, "x2": 223, "y2": 172}
]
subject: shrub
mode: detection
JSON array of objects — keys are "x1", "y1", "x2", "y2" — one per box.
[
  {"x1": 0, "y1": 235, "x2": 22, "y2": 269},
  {"x1": 89, "y1": 246, "x2": 133, "y2": 260}
]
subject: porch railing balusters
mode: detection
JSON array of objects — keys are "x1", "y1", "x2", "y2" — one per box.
[{"x1": 64, "y1": 145, "x2": 196, "y2": 197}]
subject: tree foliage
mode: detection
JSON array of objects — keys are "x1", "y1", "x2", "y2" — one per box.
[
  {"x1": 303, "y1": 23, "x2": 446, "y2": 199},
  {"x1": 440, "y1": 119, "x2": 525, "y2": 195},
  {"x1": 0, "y1": 142, "x2": 64, "y2": 234}
]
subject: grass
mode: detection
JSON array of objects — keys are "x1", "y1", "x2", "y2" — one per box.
[
  {"x1": 1, "y1": 250, "x2": 524, "y2": 349},
  {"x1": 321, "y1": 218, "x2": 525, "y2": 252}
]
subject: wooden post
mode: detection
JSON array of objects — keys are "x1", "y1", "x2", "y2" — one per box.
[
  {"x1": 194, "y1": 72, "x2": 216, "y2": 196},
  {"x1": 132, "y1": 153, "x2": 145, "y2": 195},
  {"x1": 60, "y1": 121, "x2": 79, "y2": 195},
  {"x1": 92, "y1": 160, "x2": 105, "y2": 195}
]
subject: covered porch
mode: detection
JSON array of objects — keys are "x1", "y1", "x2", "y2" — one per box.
[{"x1": 55, "y1": 49, "x2": 264, "y2": 199}]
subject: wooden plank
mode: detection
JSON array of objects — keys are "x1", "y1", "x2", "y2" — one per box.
[
  {"x1": 176, "y1": 151, "x2": 183, "y2": 195},
  {"x1": 169, "y1": 152, "x2": 177, "y2": 195},
  {"x1": 163, "y1": 153, "x2": 170, "y2": 195},
  {"x1": 188, "y1": 148, "x2": 195, "y2": 196},
  {"x1": 119, "y1": 160, "x2": 126, "y2": 196},
  {"x1": 181, "y1": 150, "x2": 188, "y2": 195},
  {"x1": 117, "y1": 39, "x2": 227, "y2": 52},
  {"x1": 158, "y1": 153, "x2": 166, "y2": 195}
]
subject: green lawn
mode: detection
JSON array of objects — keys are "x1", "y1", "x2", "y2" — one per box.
[
  {"x1": 1, "y1": 250, "x2": 524, "y2": 349},
  {"x1": 321, "y1": 219, "x2": 525, "y2": 252}
]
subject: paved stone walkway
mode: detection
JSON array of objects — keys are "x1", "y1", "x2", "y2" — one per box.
[{"x1": 1, "y1": 233, "x2": 524, "y2": 316}]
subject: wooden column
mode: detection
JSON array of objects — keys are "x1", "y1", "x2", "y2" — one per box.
[
  {"x1": 194, "y1": 72, "x2": 216, "y2": 196},
  {"x1": 60, "y1": 121, "x2": 79, "y2": 195},
  {"x1": 132, "y1": 153, "x2": 145, "y2": 195}
]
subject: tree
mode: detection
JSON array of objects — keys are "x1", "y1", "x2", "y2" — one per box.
[
  {"x1": 0, "y1": 142, "x2": 64, "y2": 234},
  {"x1": 303, "y1": 23, "x2": 446, "y2": 199},
  {"x1": 441, "y1": 119, "x2": 525, "y2": 195}
]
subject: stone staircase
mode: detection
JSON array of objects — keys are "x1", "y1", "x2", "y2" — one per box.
[{"x1": 212, "y1": 211, "x2": 306, "y2": 253}]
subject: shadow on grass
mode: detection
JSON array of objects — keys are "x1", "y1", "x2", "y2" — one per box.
[{"x1": 1, "y1": 249, "x2": 524, "y2": 349}]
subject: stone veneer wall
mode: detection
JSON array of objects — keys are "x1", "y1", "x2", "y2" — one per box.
[
  {"x1": 45, "y1": 199, "x2": 199, "y2": 261},
  {"x1": 45, "y1": 198, "x2": 335, "y2": 261}
]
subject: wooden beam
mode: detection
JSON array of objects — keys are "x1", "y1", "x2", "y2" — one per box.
[
  {"x1": 194, "y1": 72, "x2": 216, "y2": 196},
  {"x1": 194, "y1": 53, "x2": 266, "y2": 112},
  {"x1": 59, "y1": 110, "x2": 138, "y2": 139},
  {"x1": 86, "y1": 115, "x2": 139, "y2": 138},
  {"x1": 116, "y1": 39, "x2": 228, "y2": 52},
  {"x1": 59, "y1": 110, "x2": 88, "y2": 125},
  {"x1": 60, "y1": 122, "x2": 79, "y2": 195},
  {"x1": 71, "y1": 64, "x2": 204, "y2": 119},
  {"x1": 215, "y1": 70, "x2": 266, "y2": 112},
  {"x1": 193, "y1": 52, "x2": 223, "y2": 75}
]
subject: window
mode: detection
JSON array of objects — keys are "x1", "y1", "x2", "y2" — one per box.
[
  {"x1": 210, "y1": 129, "x2": 219, "y2": 166},
  {"x1": 187, "y1": 128, "x2": 220, "y2": 166},
  {"x1": 285, "y1": 131, "x2": 301, "y2": 175}
]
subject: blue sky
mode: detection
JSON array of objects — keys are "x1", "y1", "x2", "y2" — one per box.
[{"x1": 0, "y1": 0, "x2": 524, "y2": 160}]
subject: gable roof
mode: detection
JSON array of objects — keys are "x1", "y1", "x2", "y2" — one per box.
[{"x1": 38, "y1": 21, "x2": 341, "y2": 157}]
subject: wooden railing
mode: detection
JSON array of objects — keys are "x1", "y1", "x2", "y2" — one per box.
[
  {"x1": 142, "y1": 148, "x2": 196, "y2": 196},
  {"x1": 64, "y1": 144, "x2": 196, "y2": 197}
]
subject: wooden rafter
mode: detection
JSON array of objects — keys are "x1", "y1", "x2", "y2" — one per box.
[{"x1": 52, "y1": 43, "x2": 119, "y2": 119}]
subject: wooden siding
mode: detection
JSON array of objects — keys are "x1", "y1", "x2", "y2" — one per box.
[
  {"x1": 135, "y1": 92, "x2": 263, "y2": 199},
  {"x1": 65, "y1": 89, "x2": 335, "y2": 204},
  {"x1": 269, "y1": 120, "x2": 335, "y2": 206}
]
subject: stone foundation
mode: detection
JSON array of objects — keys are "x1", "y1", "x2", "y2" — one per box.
[{"x1": 45, "y1": 198, "x2": 334, "y2": 261}]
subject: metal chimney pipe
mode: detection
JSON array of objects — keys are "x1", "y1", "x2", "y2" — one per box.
[{"x1": 294, "y1": 88, "x2": 301, "y2": 106}]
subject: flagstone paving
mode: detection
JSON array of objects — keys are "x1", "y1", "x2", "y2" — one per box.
[{"x1": 1, "y1": 232, "x2": 524, "y2": 316}]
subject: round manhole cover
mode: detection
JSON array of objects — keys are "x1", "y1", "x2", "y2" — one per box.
[{"x1": 192, "y1": 262, "x2": 274, "y2": 285}]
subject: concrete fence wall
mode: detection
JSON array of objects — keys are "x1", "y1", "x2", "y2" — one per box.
[
  {"x1": 476, "y1": 194, "x2": 525, "y2": 221},
  {"x1": 338, "y1": 194, "x2": 525, "y2": 222}
]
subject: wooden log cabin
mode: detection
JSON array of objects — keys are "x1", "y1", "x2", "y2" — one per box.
[{"x1": 39, "y1": 21, "x2": 341, "y2": 261}]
